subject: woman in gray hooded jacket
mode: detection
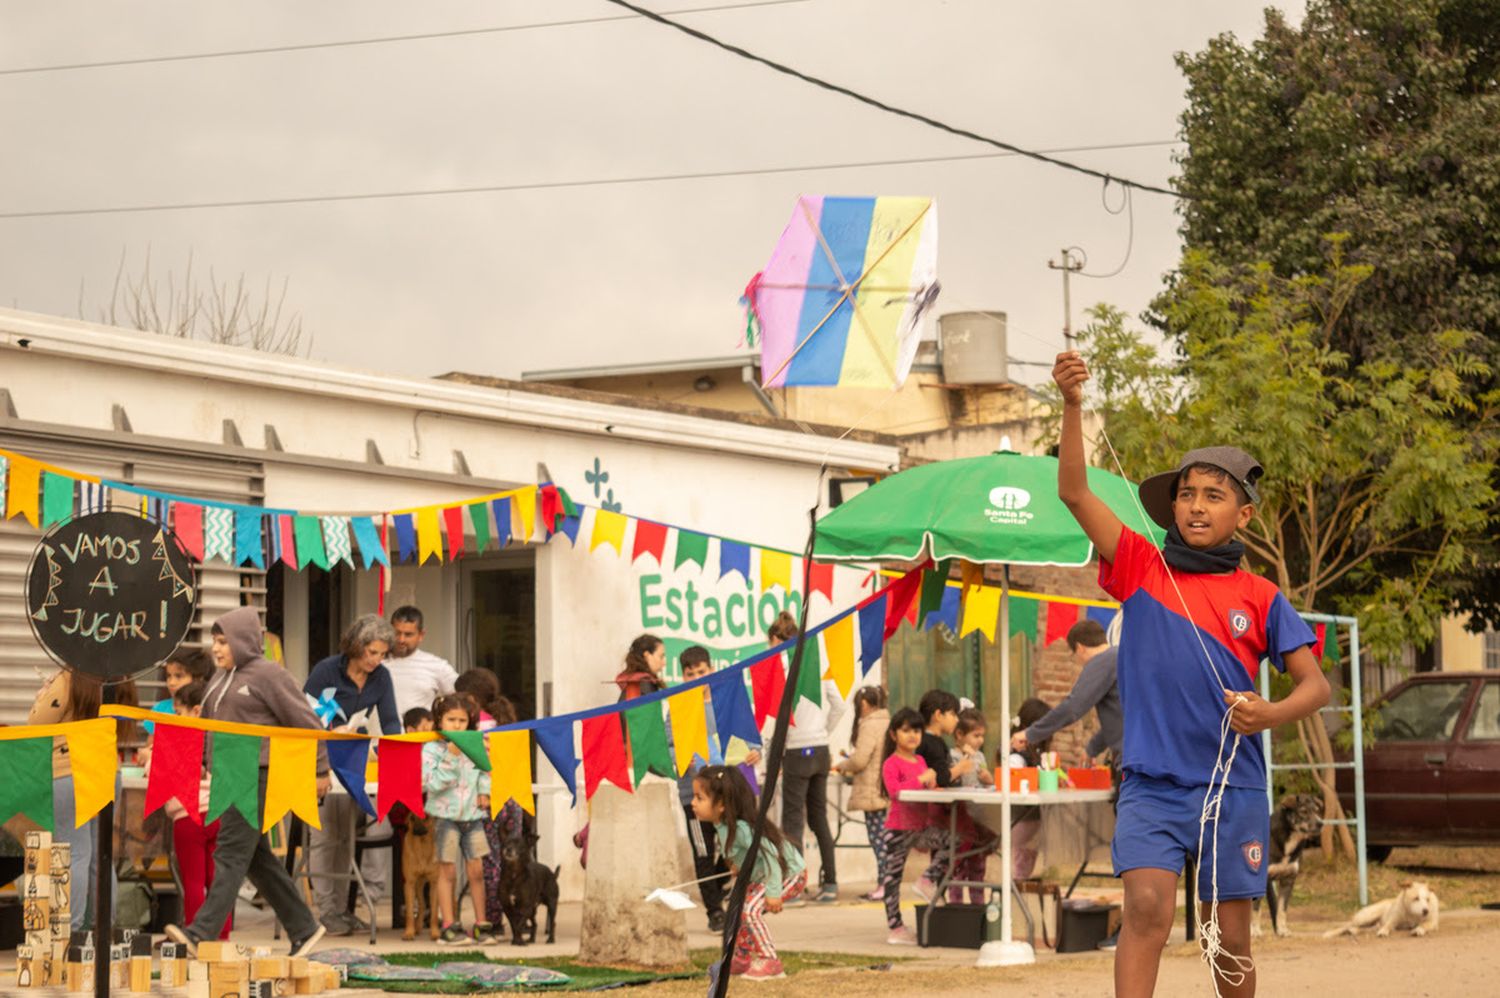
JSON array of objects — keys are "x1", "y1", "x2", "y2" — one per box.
[{"x1": 165, "y1": 606, "x2": 329, "y2": 958}]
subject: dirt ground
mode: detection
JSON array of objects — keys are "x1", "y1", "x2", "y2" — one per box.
[{"x1": 643, "y1": 911, "x2": 1498, "y2": 996}]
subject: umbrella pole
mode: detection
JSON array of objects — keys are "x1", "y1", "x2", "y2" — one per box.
[
  {"x1": 999, "y1": 565, "x2": 1013, "y2": 942},
  {"x1": 978, "y1": 565, "x2": 1035, "y2": 967}
]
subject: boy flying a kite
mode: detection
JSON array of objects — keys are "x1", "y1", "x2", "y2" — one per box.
[{"x1": 1052, "y1": 351, "x2": 1329, "y2": 997}]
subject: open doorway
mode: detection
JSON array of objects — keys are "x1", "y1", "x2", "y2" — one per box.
[{"x1": 463, "y1": 557, "x2": 537, "y2": 721}]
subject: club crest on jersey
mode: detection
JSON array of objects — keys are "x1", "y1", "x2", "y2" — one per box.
[
  {"x1": 1242, "y1": 840, "x2": 1263, "y2": 872},
  {"x1": 1228, "y1": 609, "x2": 1250, "y2": 637}
]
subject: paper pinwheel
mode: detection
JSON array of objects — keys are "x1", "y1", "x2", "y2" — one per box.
[
  {"x1": 307, "y1": 688, "x2": 346, "y2": 727},
  {"x1": 746, "y1": 195, "x2": 939, "y2": 390}
]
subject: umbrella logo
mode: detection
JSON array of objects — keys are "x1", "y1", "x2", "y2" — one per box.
[{"x1": 985, "y1": 487, "x2": 1035, "y2": 525}]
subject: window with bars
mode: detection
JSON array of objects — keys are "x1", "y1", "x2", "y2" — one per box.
[{"x1": 1485, "y1": 628, "x2": 1500, "y2": 671}]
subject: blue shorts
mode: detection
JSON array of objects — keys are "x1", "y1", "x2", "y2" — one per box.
[
  {"x1": 434, "y1": 818, "x2": 490, "y2": 865},
  {"x1": 1111, "y1": 772, "x2": 1269, "y2": 901}
]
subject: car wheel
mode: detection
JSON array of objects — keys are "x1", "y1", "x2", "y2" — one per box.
[{"x1": 1365, "y1": 845, "x2": 1393, "y2": 864}]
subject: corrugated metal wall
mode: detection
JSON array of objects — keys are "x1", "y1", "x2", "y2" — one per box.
[{"x1": 0, "y1": 432, "x2": 267, "y2": 724}]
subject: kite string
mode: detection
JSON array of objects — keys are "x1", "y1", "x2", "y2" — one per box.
[{"x1": 1091, "y1": 410, "x2": 1253, "y2": 996}]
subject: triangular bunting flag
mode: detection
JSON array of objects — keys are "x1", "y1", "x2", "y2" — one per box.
[
  {"x1": 883, "y1": 566, "x2": 927, "y2": 639},
  {"x1": 749, "y1": 654, "x2": 786, "y2": 729},
  {"x1": 1323, "y1": 623, "x2": 1342, "y2": 664},
  {"x1": 321, "y1": 516, "x2": 354, "y2": 568},
  {"x1": 468, "y1": 501, "x2": 492, "y2": 553},
  {"x1": 206, "y1": 731, "x2": 262, "y2": 827},
  {"x1": 539, "y1": 484, "x2": 564, "y2": 535},
  {"x1": 4, "y1": 454, "x2": 40, "y2": 526},
  {"x1": 40, "y1": 471, "x2": 74, "y2": 529},
  {"x1": 821, "y1": 615, "x2": 856, "y2": 699},
  {"x1": 234, "y1": 510, "x2": 266, "y2": 569},
  {"x1": 204, "y1": 506, "x2": 235, "y2": 563},
  {"x1": 292, "y1": 515, "x2": 328, "y2": 570},
  {"x1": 960, "y1": 584, "x2": 1001, "y2": 642},
  {"x1": 174, "y1": 502, "x2": 205, "y2": 562},
  {"x1": 491, "y1": 496, "x2": 513, "y2": 549},
  {"x1": 667, "y1": 688, "x2": 712, "y2": 777},
  {"x1": 858, "y1": 596, "x2": 886, "y2": 677},
  {"x1": 580, "y1": 714, "x2": 631, "y2": 800},
  {"x1": 65, "y1": 718, "x2": 118, "y2": 827},
  {"x1": 926, "y1": 585, "x2": 960, "y2": 633},
  {"x1": 1044, "y1": 600, "x2": 1081, "y2": 645},
  {"x1": 1085, "y1": 604, "x2": 1117, "y2": 633},
  {"x1": 442, "y1": 730, "x2": 492, "y2": 771},
  {"x1": 675, "y1": 530, "x2": 709, "y2": 570},
  {"x1": 350, "y1": 516, "x2": 390, "y2": 569},
  {"x1": 277, "y1": 514, "x2": 299, "y2": 569},
  {"x1": 144, "y1": 723, "x2": 205, "y2": 824},
  {"x1": 534, "y1": 719, "x2": 578, "y2": 802},
  {"x1": 376, "y1": 739, "x2": 426, "y2": 820},
  {"x1": 590, "y1": 509, "x2": 627, "y2": 554},
  {"x1": 710, "y1": 670, "x2": 762, "y2": 748},
  {"x1": 631, "y1": 520, "x2": 668, "y2": 564},
  {"x1": 0, "y1": 737, "x2": 53, "y2": 830},
  {"x1": 415, "y1": 507, "x2": 443, "y2": 564},
  {"x1": 793, "y1": 637, "x2": 823, "y2": 709},
  {"x1": 760, "y1": 550, "x2": 792, "y2": 593},
  {"x1": 516, "y1": 486, "x2": 537, "y2": 542},
  {"x1": 917, "y1": 565, "x2": 949, "y2": 627},
  {"x1": 557, "y1": 513, "x2": 581, "y2": 545},
  {"x1": 324, "y1": 738, "x2": 376, "y2": 817},
  {"x1": 623, "y1": 701, "x2": 673, "y2": 785},
  {"x1": 263, "y1": 736, "x2": 322, "y2": 831},
  {"x1": 719, "y1": 540, "x2": 750, "y2": 582},
  {"x1": 808, "y1": 561, "x2": 835, "y2": 601},
  {"x1": 1009, "y1": 595, "x2": 1039, "y2": 644},
  {"x1": 488, "y1": 729, "x2": 535, "y2": 816},
  {"x1": 441, "y1": 506, "x2": 467, "y2": 560},
  {"x1": 393, "y1": 513, "x2": 417, "y2": 563}
]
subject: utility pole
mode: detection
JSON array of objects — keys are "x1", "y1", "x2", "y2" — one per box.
[{"x1": 1048, "y1": 248, "x2": 1084, "y2": 349}]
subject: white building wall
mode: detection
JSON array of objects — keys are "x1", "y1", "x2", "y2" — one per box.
[{"x1": 1, "y1": 308, "x2": 899, "y2": 897}]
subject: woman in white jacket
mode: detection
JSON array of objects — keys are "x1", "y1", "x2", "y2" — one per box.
[{"x1": 834, "y1": 686, "x2": 890, "y2": 901}]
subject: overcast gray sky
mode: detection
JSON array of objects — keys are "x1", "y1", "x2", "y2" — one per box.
[{"x1": 0, "y1": 1, "x2": 1300, "y2": 388}]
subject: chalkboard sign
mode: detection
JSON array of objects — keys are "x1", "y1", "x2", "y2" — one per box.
[{"x1": 25, "y1": 511, "x2": 197, "y2": 680}]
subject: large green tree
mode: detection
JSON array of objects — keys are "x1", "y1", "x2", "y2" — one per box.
[{"x1": 1169, "y1": 0, "x2": 1500, "y2": 628}]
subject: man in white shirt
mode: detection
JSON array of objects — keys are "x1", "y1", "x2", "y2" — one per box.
[
  {"x1": 362, "y1": 605, "x2": 459, "y2": 911},
  {"x1": 387, "y1": 605, "x2": 459, "y2": 717}
]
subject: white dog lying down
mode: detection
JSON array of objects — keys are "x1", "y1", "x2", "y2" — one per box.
[{"x1": 1324, "y1": 881, "x2": 1439, "y2": 938}]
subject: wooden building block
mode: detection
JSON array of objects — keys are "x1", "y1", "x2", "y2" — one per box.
[
  {"x1": 160, "y1": 942, "x2": 189, "y2": 988},
  {"x1": 252, "y1": 956, "x2": 290, "y2": 979},
  {"x1": 198, "y1": 940, "x2": 247, "y2": 963},
  {"x1": 111, "y1": 943, "x2": 130, "y2": 988},
  {"x1": 289, "y1": 956, "x2": 310, "y2": 978},
  {"x1": 187, "y1": 977, "x2": 211, "y2": 998},
  {"x1": 129, "y1": 955, "x2": 154, "y2": 992}
]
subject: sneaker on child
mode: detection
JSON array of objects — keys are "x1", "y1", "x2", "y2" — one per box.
[
  {"x1": 743, "y1": 957, "x2": 786, "y2": 981},
  {"x1": 886, "y1": 926, "x2": 918, "y2": 946},
  {"x1": 288, "y1": 924, "x2": 326, "y2": 959},
  {"x1": 813, "y1": 884, "x2": 838, "y2": 904},
  {"x1": 439, "y1": 923, "x2": 468, "y2": 945},
  {"x1": 472, "y1": 921, "x2": 499, "y2": 944}
]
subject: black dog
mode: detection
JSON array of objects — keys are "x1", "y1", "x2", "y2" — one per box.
[
  {"x1": 1254, "y1": 792, "x2": 1323, "y2": 937},
  {"x1": 497, "y1": 832, "x2": 559, "y2": 945}
]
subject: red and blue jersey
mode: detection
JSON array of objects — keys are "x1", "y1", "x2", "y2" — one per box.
[{"x1": 1099, "y1": 527, "x2": 1315, "y2": 790}]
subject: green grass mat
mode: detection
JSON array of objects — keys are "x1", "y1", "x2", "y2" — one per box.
[{"x1": 344, "y1": 948, "x2": 900, "y2": 993}]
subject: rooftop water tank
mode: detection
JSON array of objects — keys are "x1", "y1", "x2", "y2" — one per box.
[{"x1": 938, "y1": 311, "x2": 1008, "y2": 385}]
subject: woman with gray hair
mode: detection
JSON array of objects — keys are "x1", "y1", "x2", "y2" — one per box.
[{"x1": 302, "y1": 613, "x2": 402, "y2": 935}]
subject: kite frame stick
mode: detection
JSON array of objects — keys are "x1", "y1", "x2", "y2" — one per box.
[{"x1": 762, "y1": 201, "x2": 931, "y2": 386}]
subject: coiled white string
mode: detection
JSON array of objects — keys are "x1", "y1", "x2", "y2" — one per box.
[{"x1": 1094, "y1": 420, "x2": 1255, "y2": 995}]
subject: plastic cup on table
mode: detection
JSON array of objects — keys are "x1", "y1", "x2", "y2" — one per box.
[{"x1": 1038, "y1": 769, "x2": 1059, "y2": 792}]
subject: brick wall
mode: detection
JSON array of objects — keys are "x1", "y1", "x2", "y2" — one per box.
[{"x1": 1007, "y1": 562, "x2": 1112, "y2": 768}]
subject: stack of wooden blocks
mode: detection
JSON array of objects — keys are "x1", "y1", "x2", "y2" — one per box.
[
  {"x1": 185, "y1": 942, "x2": 341, "y2": 997},
  {"x1": 15, "y1": 830, "x2": 72, "y2": 988}
]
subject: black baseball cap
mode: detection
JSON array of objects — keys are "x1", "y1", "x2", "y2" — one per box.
[{"x1": 1139, "y1": 446, "x2": 1263, "y2": 529}]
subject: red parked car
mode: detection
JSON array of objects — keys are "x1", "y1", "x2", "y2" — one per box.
[{"x1": 1337, "y1": 672, "x2": 1500, "y2": 861}]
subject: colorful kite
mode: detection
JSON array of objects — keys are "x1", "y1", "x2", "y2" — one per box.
[{"x1": 745, "y1": 195, "x2": 939, "y2": 389}]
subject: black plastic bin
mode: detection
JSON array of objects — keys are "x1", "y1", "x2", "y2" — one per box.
[
  {"x1": 914, "y1": 903, "x2": 987, "y2": 949},
  {"x1": 1057, "y1": 898, "x2": 1117, "y2": 953}
]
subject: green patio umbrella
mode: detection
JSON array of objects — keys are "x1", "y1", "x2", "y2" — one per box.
[
  {"x1": 816, "y1": 448, "x2": 1159, "y2": 566},
  {"x1": 814, "y1": 446, "x2": 1161, "y2": 965}
]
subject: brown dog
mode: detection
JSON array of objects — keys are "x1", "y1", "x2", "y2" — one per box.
[{"x1": 402, "y1": 813, "x2": 441, "y2": 940}]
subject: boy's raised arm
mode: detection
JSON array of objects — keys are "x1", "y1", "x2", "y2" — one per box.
[{"x1": 1053, "y1": 352, "x2": 1125, "y2": 564}]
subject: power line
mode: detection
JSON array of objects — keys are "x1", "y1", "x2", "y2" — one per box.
[
  {"x1": 0, "y1": 139, "x2": 1180, "y2": 220},
  {"x1": 602, "y1": 0, "x2": 1184, "y2": 199},
  {"x1": 0, "y1": 0, "x2": 810, "y2": 77}
]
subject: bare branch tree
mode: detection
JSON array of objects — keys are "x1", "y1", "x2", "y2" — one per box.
[{"x1": 81, "y1": 246, "x2": 312, "y2": 357}]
